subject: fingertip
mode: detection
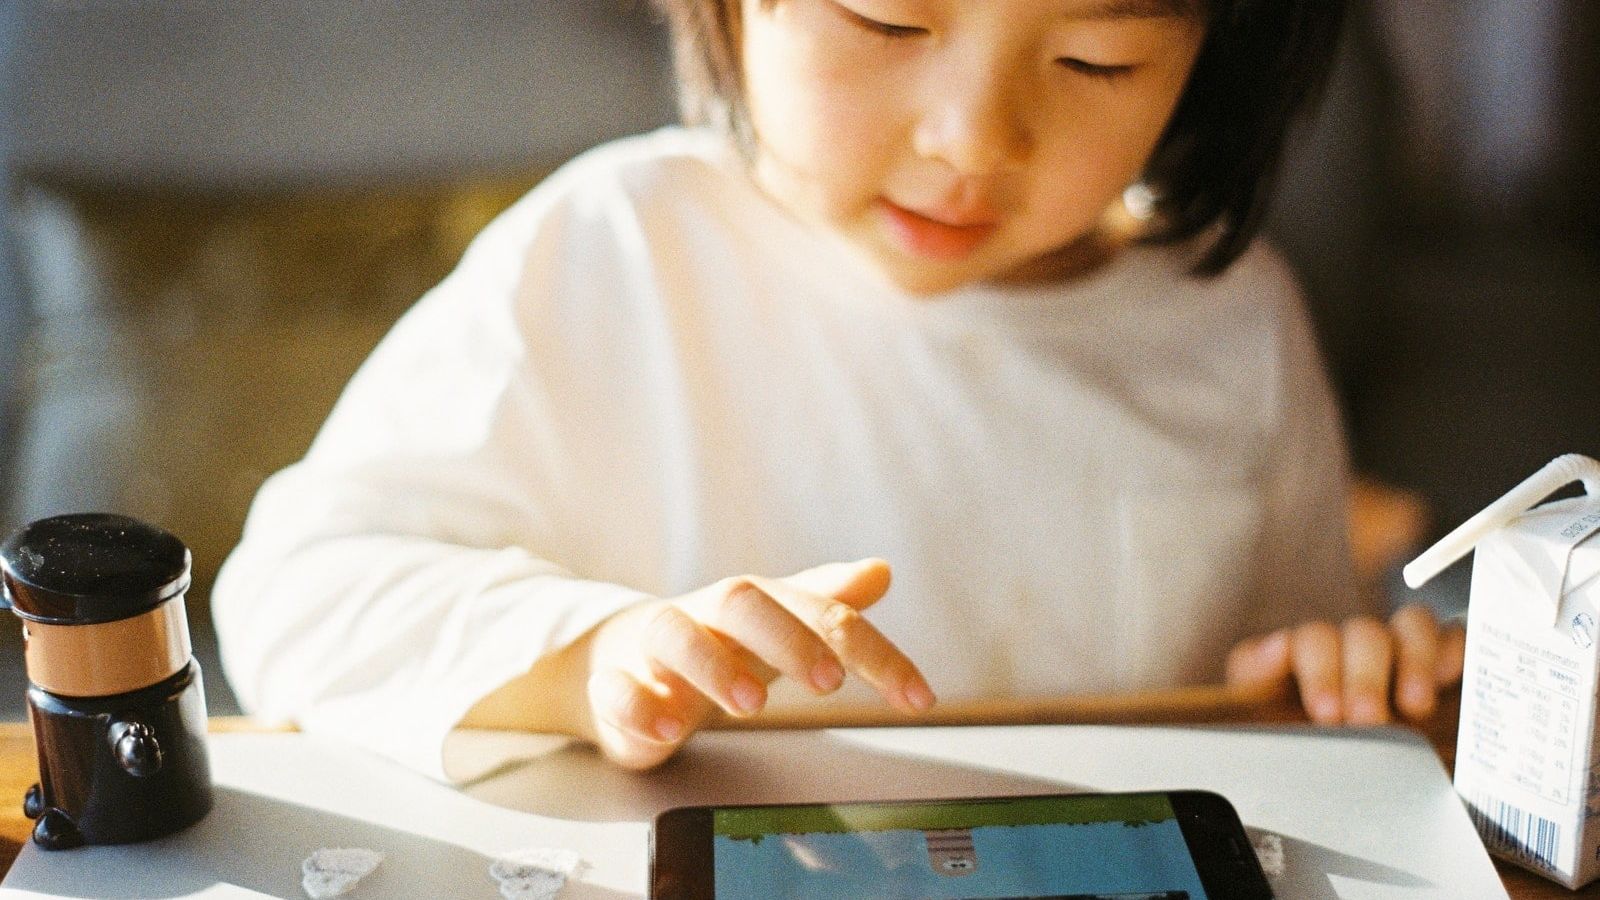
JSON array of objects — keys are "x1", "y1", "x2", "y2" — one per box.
[
  {"x1": 1399, "y1": 678, "x2": 1436, "y2": 720},
  {"x1": 1306, "y1": 690, "x2": 1341, "y2": 723},
  {"x1": 1258, "y1": 629, "x2": 1289, "y2": 662},
  {"x1": 591, "y1": 669, "x2": 679, "y2": 746},
  {"x1": 902, "y1": 678, "x2": 936, "y2": 713},
  {"x1": 1390, "y1": 602, "x2": 1437, "y2": 631},
  {"x1": 1225, "y1": 655, "x2": 1264, "y2": 689},
  {"x1": 1436, "y1": 627, "x2": 1467, "y2": 683},
  {"x1": 845, "y1": 558, "x2": 893, "y2": 605},
  {"x1": 653, "y1": 716, "x2": 685, "y2": 743},
  {"x1": 811, "y1": 657, "x2": 845, "y2": 693},
  {"x1": 730, "y1": 676, "x2": 766, "y2": 717},
  {"x1": 783, "y1": 558, "x2": 893, "y2": 607},
  {"x1": 856, "y1": 556, "x2": 891, "y2": 573},
  {"x1": 1227, "y1": 632, "x2": 1289, "y2": 688}
]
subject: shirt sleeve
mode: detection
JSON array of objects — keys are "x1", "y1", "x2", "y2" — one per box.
[
  {"x1": 1244, "y1": 252, "x2": 1370, "y2": 635},
  {"x1": 211, "y1": 181, "x2": 655, "y2": 783}
]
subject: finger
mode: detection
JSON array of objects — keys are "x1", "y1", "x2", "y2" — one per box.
[
  {"x1": 1340, "y1": 617, "x2": 1394, "y2": 725},
  {"x1": 1436, "y1": 624, "x2": 1466, "y2": 685},
  {"x1": 698, "y1": 579, "x2": 846, "y2": 694},
  {"x1": 747, "y1": 574, "x2": 934, "y2": 713},
  {"x1": 588, "y1": 667, "x2": 686, "y2": 749},
  {"x1": 1225, "y1": 630, "x2": 1291, "y2": 692},
  {"x1": 781, "y1": 558, "x2": 893, "y2": 610},
  {"x1": 642, "y1": 604, "x2": 767, "y2": 718},
  {"x1": 1389, "y1": 605, "x2": 1440, "y2": 720},
  {"x1": 1290, "y1": 621, "x2": 1343, "y2": 723}
]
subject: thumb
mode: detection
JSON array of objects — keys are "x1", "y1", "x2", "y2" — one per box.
[
  {"x1": 1226, "y1": 629, "x2": 1292, "y2": 691},
  {"x1": 781, "y1": 558, "x2": 893, "y2": 609}
]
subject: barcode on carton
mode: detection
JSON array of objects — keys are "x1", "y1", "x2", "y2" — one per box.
[{"x1": 1468, "y1": 792, "x2": 1562, "y2": 871}]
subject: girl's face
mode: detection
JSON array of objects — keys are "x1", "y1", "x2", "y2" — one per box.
[{"x1": 741, "y1": 0, "x2": 1206, "y2": 294}]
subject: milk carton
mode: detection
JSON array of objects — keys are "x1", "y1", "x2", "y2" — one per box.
[{"x1": 1405, "y1": 453, "x2": 1600, "y2": 888}]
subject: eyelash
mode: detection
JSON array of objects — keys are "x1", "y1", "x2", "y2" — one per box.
[
  {"x1": 1058, "y1": 58, "x2": 1138, "y2": 80},
  {"x1": 839, "y1": 7, "x2": 926, "y2": 39},
  {"x1": 835, "y1": 5, "x2": 1137, "y2": 81}
]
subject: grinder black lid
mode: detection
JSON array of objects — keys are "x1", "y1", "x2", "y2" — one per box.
[{"x1": 0, "y1": 513, "x2": 191, "y2": 625}]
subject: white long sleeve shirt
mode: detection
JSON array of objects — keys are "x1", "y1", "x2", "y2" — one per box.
[{"x1": 213, "y1": 127, "x2": 1361, "y2": 781}]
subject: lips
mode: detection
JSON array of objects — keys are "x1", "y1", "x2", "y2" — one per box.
[{"x1": 876, "y1": 199, "x2": 999, "y2": 261}]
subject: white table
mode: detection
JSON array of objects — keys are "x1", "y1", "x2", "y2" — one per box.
[{"x1": 0, "y1": 725, "x2": 1505, "y2": 899}]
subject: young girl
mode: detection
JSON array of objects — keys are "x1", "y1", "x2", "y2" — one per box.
[{"x1": 214, "y1": 0, "x2": 1464, "y2": 779}]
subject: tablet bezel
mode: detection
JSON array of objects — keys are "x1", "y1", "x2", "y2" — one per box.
[{"x1": 650, "y1": 789, "x2": 1272, "y2": 899}]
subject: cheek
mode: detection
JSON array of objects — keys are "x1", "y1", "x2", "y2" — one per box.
[
  {"x1": 742, "y1": 9, "x2": 900, "y2": 210},
  {"x1": 1013, "y1": 149, "x2": 1126, "y2": 247},
  {"x1": 1026, "y1": 93, "x2": 1183, "y2": 221}
]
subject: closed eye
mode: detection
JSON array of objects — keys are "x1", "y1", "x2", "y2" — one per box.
[
  {"x1": 1058, "y1": 58, "x2": 1138, "y2": 80},
  {"x1": 833, "y1": 2, "x2": 927, "y2": 38}
]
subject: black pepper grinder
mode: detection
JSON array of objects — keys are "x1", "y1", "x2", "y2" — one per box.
[{"x1": 0, "y1": 513, "x2": 213, "y2": 850}]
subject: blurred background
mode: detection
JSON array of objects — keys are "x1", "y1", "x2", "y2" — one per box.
[{"x1": 0, "y1": 0, "x2": 1595, "y2": 718}]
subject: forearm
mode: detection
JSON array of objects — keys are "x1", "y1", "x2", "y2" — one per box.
[{"x1": 214, "y1": 519, "x2": 653, "y2": 776}]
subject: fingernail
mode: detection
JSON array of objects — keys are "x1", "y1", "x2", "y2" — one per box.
[
  {"x1": 1311, "y1": 693, "x2": 1341, "y2": 722},
  {"x1": 1404, "y1": 679, "x2": 1434, "y2": 713},
  {"x1": 811, "y1": 658, "x2": 845, "y2": 693},
  {"x1": 731, "y1": 678, "x2": 764, "y2": 715},
  {"x1": 653, "y1": 716, "x2": 684, "y2": 742},
  {"x1": 1259, "y1": 630, "x2": 1288, "y2": 658},
  {"x1": 903, "y1": 679, "x2": 935, "y2": 712}
]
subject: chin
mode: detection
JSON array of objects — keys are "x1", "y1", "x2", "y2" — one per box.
[
  {"x1": 883, "y1": 268, "x2": 975, "y2": 297},
  {"x1": 855, "y1": 229, "x2": 1053, "y2": 296},
  {"x1": 870, "y1": 233, "x2": 1121, "y2": 296},
  {"x1": 861, "y1": 246, "x2": 998, "y2": 297}
]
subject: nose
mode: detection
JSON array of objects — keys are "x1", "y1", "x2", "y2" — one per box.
[{"x1": 912, "y1": 66, "x2": 1032, "y2": 176}]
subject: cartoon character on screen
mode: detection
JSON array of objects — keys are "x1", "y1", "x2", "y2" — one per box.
[{"x1": 923, "y1": 828, "x2": 979, "y2": 877}]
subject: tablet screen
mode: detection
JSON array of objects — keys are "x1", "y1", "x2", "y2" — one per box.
[{"x1": 710, "y1": 793, "x2": 1210, "y2": 899}]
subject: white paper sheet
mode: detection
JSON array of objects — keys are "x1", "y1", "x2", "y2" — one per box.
[{"x1": 0, "y1": 725, "x2": 1506, "y2": 899}]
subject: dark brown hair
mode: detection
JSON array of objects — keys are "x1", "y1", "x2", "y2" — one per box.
[{"x1": 650, "y1": 0, "x2": 1346, "y2": 275}]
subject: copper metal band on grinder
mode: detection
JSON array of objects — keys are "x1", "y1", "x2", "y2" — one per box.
[{"x1": 22, "y1": 599, "x2": 192, "y2": 697}]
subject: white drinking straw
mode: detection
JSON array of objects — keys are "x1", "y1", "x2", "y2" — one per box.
[{"x1": 1403, "y1": 453, "x2": 1600, "y2": 589}]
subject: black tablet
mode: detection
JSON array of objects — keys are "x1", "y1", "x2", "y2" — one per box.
[{"x1": 652, "y1": 789, "x2": 1272, "y2": 899}]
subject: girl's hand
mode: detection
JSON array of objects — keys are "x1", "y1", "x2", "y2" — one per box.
[
  {"x1": 1224, "y1": 604, "x2": 1466, "y2": 725},
  {"x1": 583, "y1": 558, "x2": 933, "y2": 769}
]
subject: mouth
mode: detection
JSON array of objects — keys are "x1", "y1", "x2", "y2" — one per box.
[{"x1": 876, "y1": 199, "x2": 999, "y2": 261}]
